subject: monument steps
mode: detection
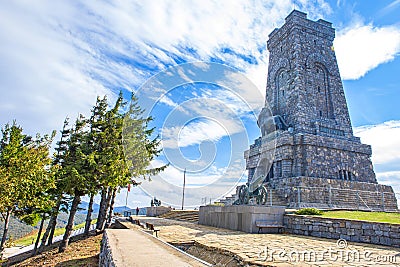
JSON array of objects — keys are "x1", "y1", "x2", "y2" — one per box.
[{"x1": 157, "y1": 210, "x2": 199, "y2": 223}]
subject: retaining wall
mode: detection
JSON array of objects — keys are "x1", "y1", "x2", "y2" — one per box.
[
  {"x1": 284, "y1": 214, "x2": 400, "y2": 247},
  {"x1": 99, "y1": 230, "x2": 115, "y2": 267}
]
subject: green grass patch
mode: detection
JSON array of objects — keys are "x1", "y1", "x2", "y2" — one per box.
[
  {"x1": 319, "y1": 210, "x2": 400, "y2": 224},
  {"x1": 14, "y1": 219, "x2": 97, "y2": 246},
  {"x1": 295, "y1": 208, "x2": 323, "y2": 215}
]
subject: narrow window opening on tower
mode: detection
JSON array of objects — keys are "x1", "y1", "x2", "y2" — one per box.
[
  {"x1": 314, "y1": 40, "x2": 316, "y2": 45},
  {"x1": 282, "y1": 90, "x2": 285, "y2": 96},
  {"x1": 319, "y1": 110, "x2": 322, "y2": 117},
  {"x1": 318, "y1": 86, "x2": 321, "y2": 92}
]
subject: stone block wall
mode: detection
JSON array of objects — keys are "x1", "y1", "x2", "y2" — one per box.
[
  {"x1": 284, "y1": 214, "x2": 400, "y2": 247},
  {"x1": 146, "y1": 206, "x2": 172, "y2": 217},
  {"x1": 99, "y1": 230, "x2": 115, "y2": 267}
]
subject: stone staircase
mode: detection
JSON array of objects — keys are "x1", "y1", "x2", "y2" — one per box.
[
  {"x1": 264, "y1": 188, "x2": 288, "y2": 206},
  {"x1": 157, "y1": 210, "x2": 199, "y2": 223},
  {"x1": 218, "y1": 194, "x2": 236, "y2": 206},
  {"x1": 216, "y1": 185, "x2": 289, "y2": 207}
]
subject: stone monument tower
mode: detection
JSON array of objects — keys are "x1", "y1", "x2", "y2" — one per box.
[{"x1": 244, "y1": 10, "x2": 397, "y2": 210}]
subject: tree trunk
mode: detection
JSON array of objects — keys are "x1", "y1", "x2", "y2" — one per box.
[
  {"x1": 40, "y1": 196, "x2": 61, "y2": 249},
  {"x1": 106, "y1": 188, "x2": 117, "y2": 226},
  {"x1": 58, "y1": 195, "x2": 81, "y2": 253},
  {"x1": 0, "y1": 209, "x2": 11, "y2": 252},
  {"x1": 32, "y1": 214, "x2": 45, "y2": 256},
  {"x1": 47, "y1": 217, "x2": 57, "y2": 245},
  {"x1": 100, "y1": 187, "x2": 113, "y2": 231},
  {"x1": 84, "y1": 193, "x2": 94, "y2": 236},
  {"x1": 95, "y1": 188, "x2": 107, "y2": 231}
]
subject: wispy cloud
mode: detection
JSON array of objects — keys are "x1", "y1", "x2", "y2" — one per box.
[{"x1": 377, "y1": 0, "x2": 400, "y2": 17}]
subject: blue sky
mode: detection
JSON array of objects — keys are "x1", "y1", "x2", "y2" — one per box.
[{"x1": 0, "y1": 0, "x2": 399, "y2": 208}]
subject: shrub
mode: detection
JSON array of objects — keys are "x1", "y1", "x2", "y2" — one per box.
[{"x1": 295, "y1": 208, "x2": 323, "y2": 215}]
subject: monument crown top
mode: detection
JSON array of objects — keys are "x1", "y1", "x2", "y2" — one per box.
[{"x1": 285, "y1": 10, "x2": 307, "y2": 22}]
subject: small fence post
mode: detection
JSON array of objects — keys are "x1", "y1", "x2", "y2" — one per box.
[
  {"x1": 328, "y1": 185, "x2": 332, "y2": 207},
  {"x1": 382, "y1": 192, "x2": 385, "y2": 211}
]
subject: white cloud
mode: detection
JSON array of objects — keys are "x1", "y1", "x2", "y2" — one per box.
[
  {"x1": 354, "y1": 120, "x2": 400, "y2": 165},
  {"x1": 335, "y1": 23, "x2": 400, "y2": 80},
  {"x1": 158, "y1": 95, "x2": 178, "y2": 108},
  {"x1": 0, "y1": 1, "x2": 333, "y2": 136},
  {"x1": 162, "y1": 117, "x2": 234, "y2": 148},
  {"x1": 178, "y1": 119, "x2": 228, "y2": 147}
]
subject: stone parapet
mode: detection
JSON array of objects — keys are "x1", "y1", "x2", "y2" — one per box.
[
  {"x1": 284, "y1": 214, "x2": 400, "y2": 247},
  {"x1": 99, "y1": 230, "x2": 115, "y2": 267},
  {"x1": 146, "y1": 206, "x2": 172, "y2": 217}
]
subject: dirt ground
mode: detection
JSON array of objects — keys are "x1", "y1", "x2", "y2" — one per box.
[{"x1": 2, "y1": 233, "x2": 102, "y2": 267}]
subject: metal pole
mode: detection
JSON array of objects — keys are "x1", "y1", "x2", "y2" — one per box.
[
  {"x1": 181, "y1": 168, "x2": 186, "y2": 210},
  {"x1": 125, "y1": 188, "x2": 129, "y2": 211}
]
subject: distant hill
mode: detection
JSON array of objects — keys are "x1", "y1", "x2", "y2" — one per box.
[
  {"x1": 77, "y1": 201, "x2": 100, "y2": 215},
  {"x1": 0, "y1": 202, "x2": 144, "y2": 241},
  {"x1": 0, "y1": 200, "x2": 101, "y2": 241},
  {"x1": 112, "y1": 206, "x2": 146, "y2": 215},
  {"x1": 0, "y1": 213, "x2": 89, "y2": 241}
]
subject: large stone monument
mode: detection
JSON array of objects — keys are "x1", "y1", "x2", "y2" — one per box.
[{"x1": 244, "y1": 10, "x2": 397, "y2": 211}]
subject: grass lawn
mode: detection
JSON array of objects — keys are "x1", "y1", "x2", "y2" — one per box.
[
  {"x1": 14, "y1": 219, "x2": 97, "y2": 247},
  {"x1": 320, "y1": 210, "x2": 400, "y2": 224}
]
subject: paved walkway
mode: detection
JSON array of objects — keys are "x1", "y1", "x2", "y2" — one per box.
[
  {"x1": 123, "y1": 216, "x2": 400, "y2": 267},
  {"x1": 106, "y1": 228, "x2": 208, "y2": 266}
]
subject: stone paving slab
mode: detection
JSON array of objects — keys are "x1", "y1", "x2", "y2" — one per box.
[{"x1": 123, "y1": 216, "x2": 400, "y2": 267}]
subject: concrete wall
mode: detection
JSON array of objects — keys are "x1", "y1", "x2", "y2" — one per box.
[
  {"x1": 146, "y1": 206, "x2": 172, "y2": 217},
  {"x1": 284, "y1": 214, "x2": 400, "y2": 247},
  {"x1": 199, "y1": 205, "x2": 285, "y2": 233}
]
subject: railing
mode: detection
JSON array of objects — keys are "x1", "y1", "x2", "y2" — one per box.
[
  {"x1": 224, "y1": 185, "x2": 398, "y2": 211},
  {"x1": 283, "y1": 186, "x2": 398, "y2": 211}
]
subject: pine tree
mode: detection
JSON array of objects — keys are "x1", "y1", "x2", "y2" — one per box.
[
  {"x1": 58, "y1": 115, "x2": 89, "y2": 253},
  {"x1": 40, "y1": 118, "x2": 71, "y2": 250},
  {"x1": 95, "y1": 93, "x2": 128, "y2": 232},
  {"x1": 85, "y1": 96, "x2": 109, "y2": 234},
  {"x1": 123, "y1": 93, "x2": 167, "y2": 180}
]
